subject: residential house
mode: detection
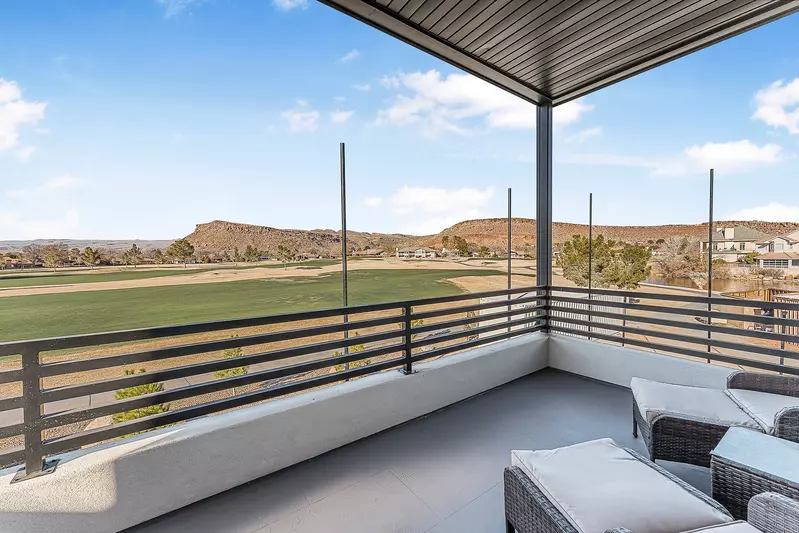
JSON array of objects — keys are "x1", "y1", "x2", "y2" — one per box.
[
  {"x1": 701, "y1": 225, "x2": 773, "y2": 262},
  {"x1": 353, "y1": 248, "x2": 385, "y2": 257},
  {"x1": 757, "y1": 252, "x2": 799, "y2": 271},
  {"x1": 396, "y1": 247, "x2": 438, "y2": 259}
]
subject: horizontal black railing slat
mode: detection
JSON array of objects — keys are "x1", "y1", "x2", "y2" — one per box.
[
  {"x1": 42, "y1": 329, "x2": 404, "y2": 403},
  {"x1": 0, "y1": 422, "x2": 24, "y2": 440},
  {"x1": 0, "y1": 446, "x2": 25, "y2": 468},
  {"x1": 412, "y1": 304, "x2": 544, "y2": 334},
  {"x1": 550, "y1": 294, "x2": 799, "y2": 329},
  {"x1": 412, "y1": 325, "x2": 545, "y2": 363},
  {"x1": 549, "y1": 304, "x2": 799, "y2": 345},
  {"x1": 0, "y1": 369, "x2": 23, "y2": 385}
]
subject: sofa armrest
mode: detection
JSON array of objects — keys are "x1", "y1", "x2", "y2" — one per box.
[
  {"x1": 727, "y1": 371, "x2": 799, "y2": 398},
  {"x1": 775, "y1": 406, "x2": 799, "y2": 443},
  {"x1": 748, "y1": 492, "x2": 799, "y2": 533},
  {"x1": 504, "y1": 466, "x2": 579, "y2": 533}
]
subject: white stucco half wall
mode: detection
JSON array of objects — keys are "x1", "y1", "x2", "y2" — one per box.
[
  {"x1": 548, "y1": 334, "x2": 734, "y2": 389},
  {"x1": 0, "y1": 333, "x2": 548, "y2": 533}
]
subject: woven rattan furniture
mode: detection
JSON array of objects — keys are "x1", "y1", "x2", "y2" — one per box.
[
  {"x1": 711, "y1": 427, "x2": 799, "y2": 520},
  {"x1": 504, "y1": 439, "x2": 733, "y2": 533},
  {"x1": 632, "y1": 372, "x2": 799, "y2": 468},
  {"x1": 604, "y1": 493, "x2": 799, "y2": 533}
]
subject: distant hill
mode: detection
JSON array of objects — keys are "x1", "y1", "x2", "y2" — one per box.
[
  {"x1": 185, "y1": 220, "x2": 414, "y2": 257},
  {"x1": 5, "y1": 219, "x2": 797, "y2": 256}
]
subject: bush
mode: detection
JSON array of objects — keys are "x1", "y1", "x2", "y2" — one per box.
[{"x1": 113, "y1": 369, "x2": 170, "y2": 424}]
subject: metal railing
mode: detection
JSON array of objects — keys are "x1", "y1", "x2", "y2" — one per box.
[
  {"x1": 0, "y1": 286, "x2": 546, "y2": 480},
  {"x1": 549, "y1": 285, "x2": 799, "y2": 377}
]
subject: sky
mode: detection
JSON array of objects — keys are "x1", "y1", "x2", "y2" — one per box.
[{"x1": 1, "y1": 1, "x2": 799, "y2": 239}]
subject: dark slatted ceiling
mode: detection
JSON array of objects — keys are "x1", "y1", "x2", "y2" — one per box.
[{"x1": 318, "y1": 0, "x2": 799, "y2": 105}]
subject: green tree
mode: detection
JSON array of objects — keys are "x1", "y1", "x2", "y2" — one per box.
[
  {"x1": 441, "y1": 235, "x2": 450, "y2": 248},
  {"x1": 559, "y1": 235, "x2": 651, "y2": 289},
  {"x1": 125, "y1": 244, "x2": 144, "y2": 268},
  {"x1": 166, "y1": 238, "x2": 195, "y2": 267},
  {"x1": 741, "y1": 251, "x2": 760, "y2": 265},
  {"x1": 451, "y1": 236, "x2": 469, "y2": 256},
  {"x1": 479, "y1": 245, "x2": 491, "y2": 257},
  {"x1": 243, "y1": 245, "x2": 261, "y2": 262},
  {"x1": 232, "y1": 246, "x2": 242, "y2": 263},
  {"x1": 153, "y1": 249, "x2": 166, "y2": 264},
  {"x1": 22, "y1": 243, "x2": 42, "y2": 269},
  {"x1": 70, "y1": 247, "x2": 81, "y2": 265},
  {"x1": 41, "y1": 243, "x2": 68, "y2": 271},
  {"x1": 81, "y1": 247, "x2": 100, "y2": 269},
  {"x1": 214, "y1": 345, "x2": 249, "y2": 395},
  {"x1": 113, "y1": 369, "x2": 170, "y2": 425},
  {"x1": 276, "y1": 244, "x2": 295, "y2": 268}
]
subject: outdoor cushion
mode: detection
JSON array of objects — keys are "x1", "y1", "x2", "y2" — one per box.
[
  {"x1": 684, "y1": 521, "x2": 759, "y2": 533},
  {"x1": 631, "y1": 378, "x2": 760, "y2": 430},
  {"x1": 726, "y1": 389, "x2": 799, "y2": 434},
  {"x1": 511, "y1": 438, "x2": 732, "y2": 533}
]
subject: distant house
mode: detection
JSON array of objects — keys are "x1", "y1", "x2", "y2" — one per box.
[
  {"x1": 509, "y1": 250, "x2": 523, "y2": 259},
  {"x1": 396, "y1": 247, "x2": 438, "y2": 259},
  {"x1": 757, "y1": 251, "x2": 799, "y2": 271},
  {"x1": 754, "y1": 229, "x2": 799, "y2": 254},
  {"x1": 701, "y1": 226, "x2": 773, "y2": 262},
  {"x1": 652, "y1": 247, "x2": 667, "y2": 257},
  {"x1": 354, "y1": 248, "x2": 385, "y2": 257}
]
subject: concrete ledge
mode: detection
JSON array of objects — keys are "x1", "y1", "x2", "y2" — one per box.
[
  {"x1": 549, "y1": 334, "x2": 734, "y2": 389},
  {"x1": 0, "y1": 333, "x2": 547, "y2": 533}
]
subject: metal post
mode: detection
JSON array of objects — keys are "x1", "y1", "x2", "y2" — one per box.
[
  {"x1": 340, "y1": 142, "x2": 349, "y2": 370},
  {"x1": 707, "y1": 169, "x2": 714, "y2": 361},
  {"x1": 402, "y1": 304, "x2": 413, "y2": 374},
  {"x1": 588, "y1": 193, "x2": 593, "y2": 340},
  {"x1": 12, "y1": 348, "x2": 57, "y2": 482},
  {"x1": 536, "y1": 103, "x2": 553, "y2": 329},
  {"x1": 507, "y1": 188, "x2": 512, "y2": 332}
]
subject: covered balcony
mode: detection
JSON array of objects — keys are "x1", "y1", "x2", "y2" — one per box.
[{"x1": 2, "y1": 1, "x2": 799, "y2": 532}]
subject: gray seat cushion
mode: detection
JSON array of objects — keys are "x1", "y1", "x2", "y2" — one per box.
[
  {"x1": 631, "y1": 378, "x2": 760, "y2": 430},
  {"x1": 726, "y1": 389, "x2": 799, "y2": 434},
  {"x1": 511, "y1": 438, "x2": 732, "y2": 533}
]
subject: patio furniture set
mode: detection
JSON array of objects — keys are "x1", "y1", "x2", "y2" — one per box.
[{"x1": 504, "y1": 371, "x2": 799, "y2": 533}]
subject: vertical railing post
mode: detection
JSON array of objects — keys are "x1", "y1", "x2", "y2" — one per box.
[
  {"x1": 622, "y1": 296, "x2": 627, "y2": 347},
  {"x1": 402, "y1": 304, "x2": 413, "y2": 375},
  {"x1": 13, "y1": 347, "x2": 55, "y2": 482}
]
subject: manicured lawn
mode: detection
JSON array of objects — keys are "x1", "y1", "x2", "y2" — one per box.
[
  {"x1": 0, "y1": 269, "x2": 502, "y2": 342},
  {"x1": 0, "y1": 260, "x2": 340, "y2": 289}
]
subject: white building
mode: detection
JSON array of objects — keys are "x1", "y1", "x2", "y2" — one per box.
[
  {"x1": 396, "y1": 247, "x2": 438, "y2": 259},
  {"x1": 701, "y1": 226, "x2": 773, "y2": 262}
]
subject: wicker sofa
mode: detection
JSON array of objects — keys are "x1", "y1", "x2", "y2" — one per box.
[
  {"x1": 504, "y1": 443, "x2": 799, "y2": 533},
  {"x1": 632, "y1": 371, "x2": 799, "y2": 468}
]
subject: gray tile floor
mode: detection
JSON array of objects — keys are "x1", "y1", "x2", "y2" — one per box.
[{"x1": 126, "y1": 369, "x2": 711, "y2": 533}]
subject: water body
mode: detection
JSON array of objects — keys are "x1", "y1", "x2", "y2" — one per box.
[{"x1": 646, "y1": 276, "x2": 799, "y2": 293}]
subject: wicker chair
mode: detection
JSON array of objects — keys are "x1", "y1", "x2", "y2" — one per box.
[
  {"x1": 504, "y1": 459, "x2": 799, "y2": 533},
  {"x1": 504, "y1": 447, "x2": 733, "y2": 533},
  {"x1": 633, "y1": 371, "x2": 799, "y2": 468}
]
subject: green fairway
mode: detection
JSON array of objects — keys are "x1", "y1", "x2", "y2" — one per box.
[
  {"x1": 0, "y1": 269, "x2": 504, "y2": 342},
  {"x1": 0, "y1": 260, "x2": 340, "y2": 289}
]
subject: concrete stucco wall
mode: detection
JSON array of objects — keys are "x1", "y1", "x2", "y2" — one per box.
[
  {"x1": 548, "y1": 334, "x2": 734, "y2": 389},
  {"x1": 0, "y1": 333, "x2": 548, "y2": 533}
]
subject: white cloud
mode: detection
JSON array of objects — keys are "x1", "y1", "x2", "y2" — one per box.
[
  {"x1": 753, "y1": 78, "x2": 799, "y2": 134},
  {"x1": 272, "y1": 0, "x2": 308, "y2": 11},
  {"x1": 15, "y1": 145, "x2": 36, "y2": 161},
  {"x1": 281, "y1": 100, "x2": 319, "y2": 132},
  {"x1": 339, "y1": 49, "x2": 360, "y2": 63},
  {"x1": 0, "y1": 79, "x2": 46, "y2": 151},
  {"x1": 662, "y1": 140, "x2": 783, "y2": 176},
  {"x1": 7, "y1": 174, "x2": 84, "y2": 199},
  {"x1": 156, "y1": 0, "x2": 209, "y2": 18},
  {"x1": 366, "y1": 185, "x2": 495, "y2": 234},
  {"x1": 352, "y1": 83, "x2": 371, "y2": 92},
  {"x1": 724, "y1": 202, "x2": 799, "y2": 222},
  {"x1": 565, "y1": 127, "x2": 603, "y2": 144},
  {"x1": 0, "y1": 208, "x2": 80, "y2": 240},
  {"x1": 330, "y1": 110, "x2": 354, "y2": 123},
  {"x1": 334, "y1": 96, "x2": 347, "y2": 102},
  {"x1": 564, "y1": 140, "x2": 784, "y2": 177},
  {"x1": 376, "y1": 70, "x2": 592, "y2": 137}
]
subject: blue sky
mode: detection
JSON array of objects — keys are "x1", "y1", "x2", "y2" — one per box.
[{"x1": 1, "y1": 0, "x2": 798, "y2": 239}]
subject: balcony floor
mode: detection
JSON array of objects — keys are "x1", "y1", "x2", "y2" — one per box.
[{"x1": 126, "y1": 368, "x2": 711, "y2": 533}]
